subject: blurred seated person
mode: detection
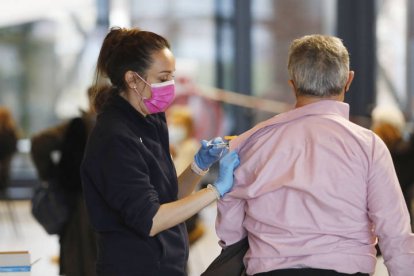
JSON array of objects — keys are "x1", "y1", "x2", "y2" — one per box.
[
  {"x1": 371, "y1": 106, "x2": 414, "y2": 226},
  {"x1": 167, "y1": 105, "x2": 205, "y2": 244},
  {"x1": 0, "y1": 106, "x2": 19, "y2": 195},
  {"x1": 168, "y1": 105, "x2": 200, "y2": 175}
]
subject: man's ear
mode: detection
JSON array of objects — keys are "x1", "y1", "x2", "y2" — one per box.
[
  {"x1": 345, "y1": 71, "x2": 355, "y2": 92},
  {"x1": 288, "y1": 80, "x2": 297, "y2": 94},
  {"x1": 124, "y1": 71, "x2": 137, "y2": 89}
]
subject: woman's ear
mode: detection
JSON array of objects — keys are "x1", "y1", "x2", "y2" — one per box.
[{"x1": 124, "y1": 71, "x2": 137, "y2": 89}]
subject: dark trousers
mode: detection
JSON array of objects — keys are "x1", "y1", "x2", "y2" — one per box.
[{"x1": 254, "y1": 268, "x2": 368, "y2": 276}]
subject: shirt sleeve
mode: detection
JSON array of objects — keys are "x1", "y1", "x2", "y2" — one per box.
[
  {"x1": 217, "y1": 134, "x2": 271, "y2": 247},
  {"x1": 99, "y1": 135, "x2": 160, "y2": 237},
  {"x1": 216, "y1": 195, "x2": 247, "y2": 248},
  {"x1": 216, "y1": 144, "x2": 247, "y2": 247},
  {"x1": 367, "y1": 135, "x2": 414, "y2": 275}
]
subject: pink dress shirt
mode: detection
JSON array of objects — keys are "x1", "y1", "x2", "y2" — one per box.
[{"x1": 216, "y1": 100, "x2": 414, "y2": 276}]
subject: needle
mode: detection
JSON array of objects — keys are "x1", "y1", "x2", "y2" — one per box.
[
  {"x1": 206, "y1": 141, "x2": 228, "y2": 147},
  {"x1": 205, "y1": 136, "x2": 238, "y2": 147}
]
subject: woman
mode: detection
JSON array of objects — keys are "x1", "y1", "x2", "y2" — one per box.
[{"x1": 80, "y1": 27, "x2": 240, "y2": 276}]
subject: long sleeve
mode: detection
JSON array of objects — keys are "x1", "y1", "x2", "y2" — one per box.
[
  {"x1": 367, "y1": 135, "x2": 414, "y2": 276},
  {"x1": 85, "y1": 135, "x2": 160, "y2": 237},
  {"x1": 216, "y1": 195, "x2": 247, "y2": 247}
]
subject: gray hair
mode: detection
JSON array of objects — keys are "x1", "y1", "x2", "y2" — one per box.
[{"x1": 287, "y1": 34, "x2": 350, "y2": 97}]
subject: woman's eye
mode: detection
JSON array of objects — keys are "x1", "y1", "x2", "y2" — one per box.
[
  {"x1": 159, "y1": 74, "x2": 174, "y2": 82},
  {"x1": 160, "y1": 76, "x2": 172, "y2": 82}
]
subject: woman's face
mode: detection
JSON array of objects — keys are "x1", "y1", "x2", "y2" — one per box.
[
  {"x1": 123, "y1": 47, "x2": 175, "y2": 115},
  {"x1": 142, "y1": 48, "x2": 176, "y2": 98}
]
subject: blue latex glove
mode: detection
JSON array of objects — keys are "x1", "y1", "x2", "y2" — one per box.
[
  {"x1": 194, "y1": 137, "x2": 229, "y2": 170},
  {"x1": 213, "y1": 151, "x2": 240, "y2": 197}
]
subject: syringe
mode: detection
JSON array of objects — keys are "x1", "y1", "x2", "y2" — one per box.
[{"x1": 206, "y1": 136, "x2": 237, "y2": 148}]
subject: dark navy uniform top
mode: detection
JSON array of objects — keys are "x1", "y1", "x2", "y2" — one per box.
[{"x1": 81, "y1": 95, "x2": 189, "y2": 276}]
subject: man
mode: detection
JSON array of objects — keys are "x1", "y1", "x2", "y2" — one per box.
[{"x1": 216, "y1": 35, "x2": 414, "y2": 276}]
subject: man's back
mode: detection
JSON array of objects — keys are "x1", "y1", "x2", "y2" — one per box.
[{"x1": 216, "y1": 100, "x2": 413, "y2": 275}]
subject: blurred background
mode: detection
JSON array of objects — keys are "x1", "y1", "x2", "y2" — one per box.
[{"x1": 0, "y1": 0, "x2": 412, "y2": 275}]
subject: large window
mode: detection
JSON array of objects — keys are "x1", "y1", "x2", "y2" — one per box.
[
  {"x1": 251, "y1": 0, "x2": 336, "y2": 122},
  {"x1": 0, "y1": 1, "x2": 97, "y2": 136},
  {"x1": 376, "y1": 0, "x2": 409, "y2": 115},
  {"x1": 3, "y1": 0, "x2": 414, "y2": 137}
]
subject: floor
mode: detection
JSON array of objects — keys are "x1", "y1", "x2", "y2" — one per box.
[
  {"x1": 0, "y1": 200, "x2": 389, "y2": 276},
  {"x1": 0, "y1": 200, "x2": 59, "y2": 276}
]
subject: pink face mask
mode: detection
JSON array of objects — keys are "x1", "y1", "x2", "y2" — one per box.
[{"x1": 135, "y1": 73, "x2": 175, "y2": 114}]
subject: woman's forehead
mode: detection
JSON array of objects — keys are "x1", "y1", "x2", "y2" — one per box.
[{"x1": 149, "y1": 48, "x2": 175, "y2": 73}]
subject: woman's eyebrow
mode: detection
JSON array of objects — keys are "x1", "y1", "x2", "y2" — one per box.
[{"x1": 158, "y1": 70, "x2": 175, "y2": 74}]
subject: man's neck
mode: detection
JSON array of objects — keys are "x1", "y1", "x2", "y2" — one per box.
[{"x1": 295, "y1": 94, "x2": 344, "y2": 108}]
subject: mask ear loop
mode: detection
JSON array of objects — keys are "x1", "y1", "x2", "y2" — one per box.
[
  {"x1": 134, "y1": 73, "x2": 151, "y2": 87},
  {"x1": 134, "y1": 72, "x2": 153, "y2": 101},
  {"x1": 132, "y1": 73, "x2": 151, "y2": 113}
]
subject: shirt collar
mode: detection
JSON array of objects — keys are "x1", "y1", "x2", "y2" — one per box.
[
  {"x1": 231, "y1": 100, "x2": 349, "y2": 150},
  {"x1": 274, "y1": 100, "x2": 349, "y2": 123}
]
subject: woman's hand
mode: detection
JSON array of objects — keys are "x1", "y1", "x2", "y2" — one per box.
[
  {"x1": 193, "y1": 137, "x2": 229, "y2": 170},
  {"x1": 213, "y1": 151, "x2": 240, "y2": 197}
]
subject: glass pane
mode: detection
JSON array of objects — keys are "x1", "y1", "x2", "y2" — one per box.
[
  {"x1": 376, "y1": 0, "x2": 407, "y2": 109},
  {"x1": 251, "y1": 0, "x2": 337, "y2": 120}
]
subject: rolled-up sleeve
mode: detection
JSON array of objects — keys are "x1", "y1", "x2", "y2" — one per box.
[{"x1": 367, "y1": 135, "x2": 414, "y2": 275}]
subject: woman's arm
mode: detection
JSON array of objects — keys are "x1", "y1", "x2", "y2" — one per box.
[
  {"x1": 176, "y1": 164, "x2": 204, "y2": 199},
  {"x1": 151, "y1": 151, "x2": 240, "y2": 236},
  {"x1": 150, "y1": 186, "x2": 218, "y2": 236},
  {"x1": 176, "y1": 137, "x2": 229, "y2": 198}
]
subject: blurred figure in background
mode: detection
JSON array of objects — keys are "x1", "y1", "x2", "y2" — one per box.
[
  {"x1": 0, "y1": 106, "x2": 19, "y2": 195},
  {"x1": 168, "y1": 105, "x2": 199, "y2": 175},
  {"x1": 30, "y1": 86, "x2": 99, "y2": 276},
  {"x1": 168, "y1": 105, "x2": 205, "y2": 244},
  {"x1": 371, "y1": 106, "x2": 414, "y2": 227}
]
